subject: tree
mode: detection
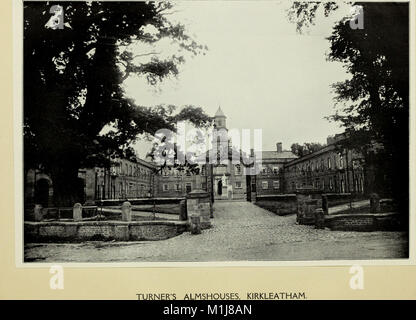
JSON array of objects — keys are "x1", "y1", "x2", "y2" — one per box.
[
  {"x1": 291, "y1": 142, "x2": 324, "y2": 157},
  {"x1": 24, "y1": 1, "x2": 211, "y2": 206},
  {"x1": 288, "y1": 2, "x2": 409, "y2": 212}
]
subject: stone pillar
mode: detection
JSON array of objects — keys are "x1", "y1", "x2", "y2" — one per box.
[
  {"x1": 179, "y1": 200, "x2": 188, "y2": 221},
  {"x1": 370, "y1": 193, "x2": 380, "y2": 213},
  {"x1": 73, "y1": 203, "x2": 83, "y2": 221},
  {"x1": 296, "y1": 188, "x2": 322, "y2": 225},
  {"x1": 322, "y1": 194, "x2": 329, "y2": 215},
  {"x1": 189, "y1": 215, "x2": 201, "y2": 234},
  {"x1": 186, "y1": 189, "x2": 212, "y2": 229},
  {"x1": 314, "y1": 208, "x2": 325, "y2": 229},
  {"x1": 34, "y1": 204, "x2": 43, "y2": 222},
  {"x1": 121, "y1": 201, "x2": 132, "y2": 222}
]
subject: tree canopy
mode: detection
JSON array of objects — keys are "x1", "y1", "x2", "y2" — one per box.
[
  {"x1": 288, "y1": 2, "x2": 409, "y2": 208},
  {"x1": 291, "y1": 142, "x2": 325, "y2": 158},
  {"x1": 24, "y1": 1, "x2": 211, "y2": 205}
]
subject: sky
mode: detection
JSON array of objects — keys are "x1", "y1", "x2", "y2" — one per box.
[{"x1": 122, "y1": 1, "x2": 353, "y2": 158}]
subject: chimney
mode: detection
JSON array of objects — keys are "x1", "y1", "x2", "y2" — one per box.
[
  {"x1": 276, "y1": 142, "x2": 282, "y2": 153},
  {"x1": 327, "y1": 136, "x2": 335, "y2": 145}
]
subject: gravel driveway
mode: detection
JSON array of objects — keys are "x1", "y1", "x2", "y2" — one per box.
[{"x1": 24, "y1": 201, "x2": 408, "y2": 262}]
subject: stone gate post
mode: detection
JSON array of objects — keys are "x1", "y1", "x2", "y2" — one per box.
[
  {"x1": 370, "y1": 193, "x2": 380, "y2": 213},
  {"x1": 186, "y1": 189, "x2": 212, "y2": 230},
  {"x1": 296, "y1": 187, "x2": 323, "y2": 225},
  {"x1": 34, "y1": 204, "x2": 43, "y2": 222},
  {"x1": 73, "y1": 203, "x2": 83, "y2": 221},
  {"x1": 121, "y1": 201, "x2": 132, "y2": 222}
]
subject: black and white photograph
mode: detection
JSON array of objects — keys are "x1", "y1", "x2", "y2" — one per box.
[{"x1": 21, "y1": 0, "x2": 410, "y2": 263}]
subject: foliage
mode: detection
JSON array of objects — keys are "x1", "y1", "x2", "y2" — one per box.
[
  {"x1": 287, "y1": 1, "x2": 339, "y2": 32},
  {"x1": 24, "y1": 1, "x2": 210, "y2": 205},
  {"x1": 288, "y1": 2, "x2": 409, "y2": 207},
  {"x1": 291, "y1": 142, "x2": 325, "y2": 157}
]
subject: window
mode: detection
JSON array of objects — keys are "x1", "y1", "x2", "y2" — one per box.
[
  {"x1": 185, "y1": 183, "x2": 192, "y2": 193},
  {"x1": 235, "y1": 164, "x2": 242, "y2": 175},
  {"x1": 261, "y1": 166, "x2": 267, "y2": 175},
  {"x1": 262, "y1": 181, "x2": 268, "y2": 189},
  {"x1": 163, "y1": 184, "x2": 169, "y2": 191},
  {"x1": 328, "y1": 157, "x2": 331, "y2": 169},
  {"x1": 273, "y1": 167, "x2": 279, "y2": 175},
  {"x1": 329, "y1": 178, "x2": 333, "y2": 190},
  {"x1": 235, "y1": 181, "x2": 242, "y2": 188},
  {"x1": 214, "y1": 165, "x2": 227, "y2": 175},
  {"x1": 175, "y1": 184, "x2": 181, "y2": 191},
  {"x1": 339, "y1": 153, "x2": 343, "y2": 169},
  {"x1": 201, "y1": 182, "x2": 207, "y2": 190},
  {"x1": 273, "y1": 180, "x2": 280, "y2": 189}
]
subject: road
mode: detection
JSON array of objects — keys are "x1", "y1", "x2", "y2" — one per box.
[{"x1": 24, "y1": 201, "x2": 408, "y2": 262}]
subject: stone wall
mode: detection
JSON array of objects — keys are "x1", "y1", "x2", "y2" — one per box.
[
  {"x1": 322, "y1": 193, "x2": 353, "y2": 208},
  {"x1": 324, "y1": 213, "x2": 402, "y2": 231},
  {"x1": 24, "y1": 220, "x2": 187, "y2": 242},
  {"x1": 254, "y1": 194, "x2": 297, "y2": 215},
  {"x1": 97, "y1": 197, "x2": 184, "y2": 214}
]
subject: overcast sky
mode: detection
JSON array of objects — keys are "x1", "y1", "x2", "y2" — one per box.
[{"x1": 123, "y1": 1, "x2": 352, "y2": 158}]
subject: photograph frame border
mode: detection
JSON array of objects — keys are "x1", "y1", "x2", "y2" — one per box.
[{"x1": 13, "y1": 0, "x2": 416, "y2": 269}]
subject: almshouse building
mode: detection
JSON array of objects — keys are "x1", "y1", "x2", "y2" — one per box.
[
  {"x1": 25, "y1": 109, "x2": 373, "y2": 209},
  {"x1": 253, "y1": 142, "x2": 298, "y2": 198},
  {"x1": 25, "y1": 157, "x2": 156, "y2": 208},
  {"x1": 282, "y1": 133, "x2": 366, "y2": 195},
  {"x1": 85, "y1": 157, "x2": 156, "y2": 201}
]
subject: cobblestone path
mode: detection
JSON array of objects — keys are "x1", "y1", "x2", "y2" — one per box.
[{"x1": 24, "y1": 201, "x2": 408, "y2": 262}]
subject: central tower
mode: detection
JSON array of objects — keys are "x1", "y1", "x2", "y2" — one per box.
[{"x1": 214, "y1": 106, "x2": 227, "y2": 130}]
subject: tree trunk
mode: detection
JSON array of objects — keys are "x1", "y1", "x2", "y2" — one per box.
[{"x1": 50, "y1": 167, "x2": 83, "y2": 207}]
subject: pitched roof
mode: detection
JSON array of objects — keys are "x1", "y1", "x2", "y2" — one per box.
[
  {"x1": 215, "y1": 106, "x2": 226, "y2": 117},
  {"x1": 261, "y1": 150, "x2": 298, "y2": 160}
]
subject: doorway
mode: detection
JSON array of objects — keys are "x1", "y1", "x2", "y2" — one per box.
[
  {"x1": 246, "y1": 175, "x2": 251, "y2": 201},
  {"x1": 217, "y1": 179, "x2": 222, "y2": 196}
]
